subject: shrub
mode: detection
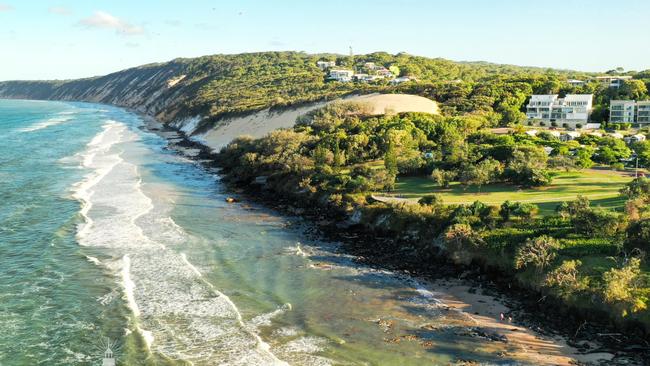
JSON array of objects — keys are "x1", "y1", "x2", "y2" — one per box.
[
  {"x1": 514, "y1": 235, "x2": 560, "y2": 272},
  {"x1": 418, "y1": 194, "x2": 443, "y2": 206},
  {"x1": 620, "y1": 177, "x2": 650, "y2": 200},
  {"x1": 513, "y1": 202, "x2": 539, "y2": 220},
  {"x1": 545, "y1": 260, "x2": 588, "y2": 298},
  {"x1": 562, "y1": 123, "x2": 569, "y2": 128},
  {"x1": 551, "y1": 121, "x2": 558, "y2": 127},
  {"x1": 430, "y1": 168, "x2": 455, "y2": 188},
  {"x1": 540, "y1": 121, "x2": 546, "y2": 127},
  {"x1": 574, "y1": 207, "x2": 622, "y2": 237},
  {"x1": 611, "y1": 162, "x2": 625, "y2": 171},
  {"x1": 576, "y1": 123, "x2": 583, "y2": 129},
  {"x1": 602, "y1": 258, "x2": 648, "y2": 316},
  {"x1": 625, "y1": 218, "x2": 650, "y2": 253}
]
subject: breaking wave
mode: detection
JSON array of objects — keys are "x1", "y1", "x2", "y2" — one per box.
[
  {"x1": 71, "y1": 121, "x2": 288, "y2": 365},
  {"x1": 19, "y1": 116, "x2": 72, "y2": 132}
]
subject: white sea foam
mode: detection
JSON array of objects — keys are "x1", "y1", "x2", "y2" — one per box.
[
  {"x1": 85, "y1": 256, "x2": 101, "y2": 265},
  {"x1": 19, "y1": 116, "x2": 72, "y2": 132},
  {"x1": 72, "y1": 121, "x2": 288, "y2": 365}
]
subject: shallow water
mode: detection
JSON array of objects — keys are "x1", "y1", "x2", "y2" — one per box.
[{"x1": 0, "y1": 99, "x2": 570, "y2": 365}]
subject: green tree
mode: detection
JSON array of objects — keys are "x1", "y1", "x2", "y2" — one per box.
[
  {"x1": 458, "y1": 158, "x2": 503, "y2": 191},
  {"x1": 384, "y1": 142, "x2": 398, "y2": 177},
  {"x1": 545, "y1": 260, "x2": 588, "y2": 299},
  {"x1": 430, "y1": 168, "x2": 455, "y2": 188},
  {"x1": 620, "y1": 177, "x2": 650, "y2": 201},
  {"x1": 514, "y1": 235, "x2": 560, "y2": 272}
]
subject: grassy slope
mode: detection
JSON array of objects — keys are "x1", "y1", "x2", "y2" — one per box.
[{"x1": 393, "y1": 169, "x2": 635, "y2": 215}]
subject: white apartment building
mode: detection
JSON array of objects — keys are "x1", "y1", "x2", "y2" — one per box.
[
  {"x1": 526, "y1": 94, "x2": 593, "y2": 127},
  {"x1": 610, "y1": 100, "x2": 636, "y2": 123},
  {"x1": 610, "y1": 100, "x2": 650, "y2": 125},
  {"x1": 638, "y1": 101, "x2": 650, "y2": 124},
  {"x1": 328, "y1": 69, "x2": 354, "y2": 82}
]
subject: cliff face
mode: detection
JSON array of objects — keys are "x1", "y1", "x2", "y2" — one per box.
[{"x1": 0, "y1": 61, "x2": 192, "y2": 123}]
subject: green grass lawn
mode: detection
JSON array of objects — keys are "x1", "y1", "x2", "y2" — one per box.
[{"x1": 392, "y1": 168, "x2": 636, "y2": 215}]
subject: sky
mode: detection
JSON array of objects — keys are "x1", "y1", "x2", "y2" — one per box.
[{"x1": 1, "y1": 0, "x2": 649, "y2": 80}]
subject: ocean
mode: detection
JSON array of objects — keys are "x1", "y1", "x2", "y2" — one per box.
[{"x1": 0, "y1": 99, "x2": 554, "y2": 365}]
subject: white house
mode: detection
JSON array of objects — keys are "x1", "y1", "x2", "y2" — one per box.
[
  {"x1": 526, "y1": 94, "x2": 593, "y2": 128},
  {"x1": 353, "y1": 74, "x2": 382, "y2": 82},
  {"x1": 317, "y1": 60, "x2": 336, "y2": 70},
  {"x1": 375, "y1": 68, "x2": 393, "y2": 78},
  {"x1": 609, "y1": 132, "x2": 625, "y2": 139},
  {"x1": 328, "y1": 69, "x2": 354, "y2": 82},
  {"x1": 567, "y1": 79, "x2": 586, "y2": 87},
  {"x1": 543, "y1": 146, "x2": 554, "y2": 155},
  {"x1": 595, "y1": 75, "x2": 632, "y2": 88},
  {"x1": 390, "y1": 76, "x2": 411, "y2": 85},
  {"x1": 548, "y1": 130, "x2": 562, "y2": 138},
  {"x1": 624, "y1": 134, "x2": 647, "y2": 144}
]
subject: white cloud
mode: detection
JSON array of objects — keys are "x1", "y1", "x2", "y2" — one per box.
[
  {"x1": 79, "y1": 11, "x2": 144, "y2": 36},
  {"x1": 0, "y1": 3, "x2": 14, "y2": 12},
  {"x1": 48, "y1": 6, "x2": 71, "y2": 15}
]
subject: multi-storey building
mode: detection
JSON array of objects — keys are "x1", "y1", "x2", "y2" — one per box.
[
  {"x1": 638, "y1": 101, "x2": 650, "y2": 124},
  {"x1": 526, "y1": 94, "x2": 593, "y2": 127},
  {"x1": 609, "y1": 100, "x2": 650, "y2": 125},
  {"x1": 609, "y1": 100, "x2": 636, "y2": 123}
]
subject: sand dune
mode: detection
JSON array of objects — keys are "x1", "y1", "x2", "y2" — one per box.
[{"x1": 194, "y1": 94, "x2": 438, "y2": 151}]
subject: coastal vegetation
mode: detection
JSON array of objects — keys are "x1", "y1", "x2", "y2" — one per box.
[
  {"x1": 216, "y1": 100, "x2": 650, "y2": 333},
  {"x1": 2, "y1": 51, "x2": 648, "y2": 130}
]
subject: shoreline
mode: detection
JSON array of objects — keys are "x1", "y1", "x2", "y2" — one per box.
[{"x1": 143, "y1": 115, "x2": 649, "y2": 365}]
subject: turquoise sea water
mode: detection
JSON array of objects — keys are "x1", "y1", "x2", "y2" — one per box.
[{"x1": 0, "y1": 99, "x2": 562, "y2": 365}]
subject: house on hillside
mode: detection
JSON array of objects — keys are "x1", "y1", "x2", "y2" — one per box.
[
  {"x1": 364, "y1": 62, "x2": 381, "y2": 70},
  {"x1": 526, "y1": 94, "x2": 593, "y2": 128},
  {"x1": 595, "y1": 75, "x2": 632, "y2": 88},
  {"x1": 609, "y1": 132, "x2": 624, "y2": 139},
  {"x1": 376, "y1": 69, "x2": 393, "y2": 78},
  {"x1": 328, "y1": 69, "x2": 354, "y2": 82},
  {"x1": 353, "y1": 74, "x2": 382, "y2": 82},
  {"x1": 390, "y1": 76, "x2": 411, "y2": 85},
  {"x1": 567, "y1": 79, "x2": 586, "y2": 87},
  {"x1": 317, "y1": 60, "x2": 336, "y2": 70}
]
